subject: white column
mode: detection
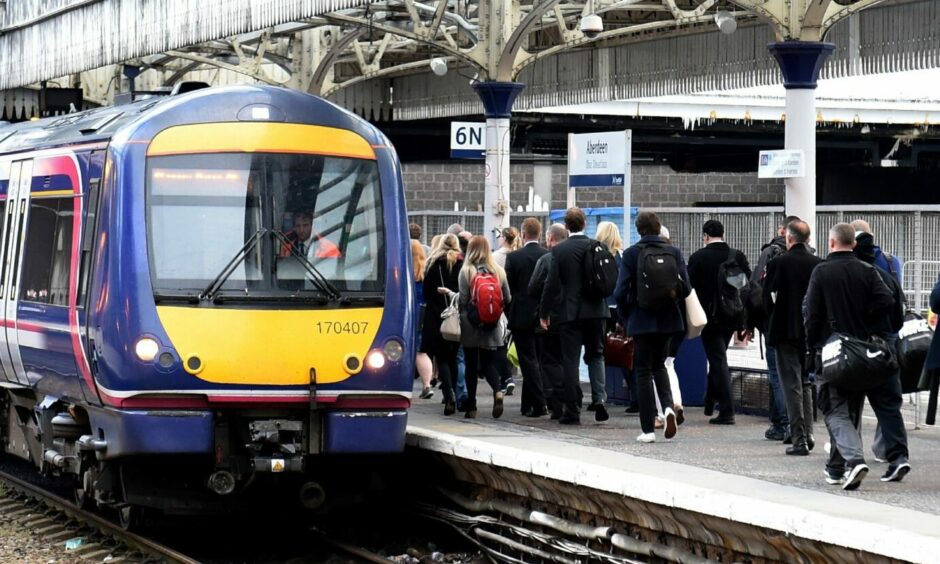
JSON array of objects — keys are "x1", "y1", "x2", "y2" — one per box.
[
  {"x1": 483, "y1": 116, "x2": 511, "y2": 248},
  {"x1": 784, "y1": 87, "x2": 817, "y2": 246}
]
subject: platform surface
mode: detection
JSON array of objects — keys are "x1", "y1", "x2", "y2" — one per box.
[{"x1": 407, "y1": 379, "x2": 940, "y2": 563}]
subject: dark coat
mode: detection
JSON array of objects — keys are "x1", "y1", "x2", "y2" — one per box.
[
  {"x1": 763, "y1": 244, "x2": 821, "y2": 347},
  {"x1": 505, "y1": 242, "x2": 548, "y2": 330},
  {"x1": 540, "y1": 234, "x2": 609, "y2": 323},
  {"x1": 688, "y1": 242, "x2": 752, "y2": 324},
  {"x1": 614, "y1": 235, "x2": 690, "y2": 336},
  {"x1": 926, "y1": 276, "x2": 940, "y2": 371},
  {"x1": 529, "y1": 252, "x2": 560, "y2": 330},
  {"x1": 803, "y1": 251, "x2": 895, "y2": 349},
  {"x1": 421, "y1": 256, "x2": 463, "y2": 351}
]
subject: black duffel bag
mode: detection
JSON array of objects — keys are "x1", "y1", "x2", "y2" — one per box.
[
  {"x1": 897, "y1": 312, "x2": 934, "y2": 393},
  {"x1": 820, "y1": 332, "x2": 898, "y2": 392}
]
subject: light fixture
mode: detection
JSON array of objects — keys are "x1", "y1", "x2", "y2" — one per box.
[
  {"x1": 135, "y1": 337, "x2": 160, "y2": 362},
  {"x1": 365, "y1": 349, "x2": 386, "y2": 370},
  {"x1": 714, "y1": 10, "x2": 737, "y2": 35},
  {"x1": 383, "y1": 339, "x2": 404, "y2": 362},
  {"x1": 430, "y1": 57, "x2": 448, "y2": 77}
]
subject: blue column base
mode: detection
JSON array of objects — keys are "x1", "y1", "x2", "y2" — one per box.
[
  {"x1": 768, "y1": 41, "x2": 836, "y2": 89},
  {"x1": 472, "y1": 81, "x2": 525, "y2": 118}
]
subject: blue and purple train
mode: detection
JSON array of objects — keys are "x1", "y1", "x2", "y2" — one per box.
[{"x1": 0, "y1": 85, "x2": 415, "y2": 525}]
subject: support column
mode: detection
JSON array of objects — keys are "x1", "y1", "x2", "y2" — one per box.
[
  {"x1": 472, "y1": 81, "x2": 525, "y2": 247},
  {"x1": 768, "y1": 42, "x2": 834, "y2": 247}
]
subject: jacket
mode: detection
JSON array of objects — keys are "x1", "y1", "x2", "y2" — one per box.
[
  {"x1": 749, "y1": 235, "x2": 787, "y2": 333},
  {"x1": 855, "y1": 233, "x2": 904, "y2": 336},
  {"x1": 614, "y1": 235, "x2": 690, "y2": 336},
  {"x1": 529, "y1": 252, "x2": 560, "y2": 330},
  {"x1": 872, "y1": 246, "x2": 902, "y2": 285},
  {"x1": 803, "y1": 251, "x2": 895, "y2": 349},
  {"x1": 458, "y1": 264, "x2": 511, "y2": 349},
  {"x1": 688, "y1": 242, "x2": 752, "y2": 325},
  {"x1": 505, "y1": 242, "x2": 548, "y2": 331},
  {"x1": 763, "y1": 243, "x2": 821, "y2": 347},
  {"x1": 540, "y1": 234, "x2": 610, "y2": 323},
  {"x1": 605, "y1": 251, "x2": 622, "y2": 308},
  {"x1": 925, "y1": 275, "x2": 940, "y2": 371}
]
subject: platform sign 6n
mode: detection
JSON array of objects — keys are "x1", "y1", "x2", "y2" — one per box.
[{"x1": 450, "y1": 122, "x2": 485, "y2": 159}]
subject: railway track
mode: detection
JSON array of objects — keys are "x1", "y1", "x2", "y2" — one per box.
[{"x1": 0, "y1": 469, "x2": 200, "y2": 563}]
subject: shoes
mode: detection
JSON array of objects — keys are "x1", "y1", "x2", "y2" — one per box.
[
  {"x1": 709, "y1": 415, "x2": 736, "y2": 425},
  {"x1": 624, "y1": 404, "x2": 640, "y2": 414},
  {"x1": 881, "y1": 462, "x2": 911, "y2": 482},
  {"x1": 587, "y1": 403, "x2": 597, "y2": 412},
  {"x1": 824, "y1": 441, "x2": 831, "y2": 455},
  {"x1": 703, "y1": 395, "x2": 714, "y2": 416},
  {"x1": 558, "y1": 415, "x2": 581, "y2": 425},
  {"x1": 457, "y1": 399, "x2": 468, "y2": 413},
  {"x1": 764, "y1": 426, "x2": 786, "y2": 441},
  {"x1": 444, "y1": 401, "x2": 456, "y2": 416},
  {"x1": 824, "y1": 469, "x2": 846, "y2": 486},
  {"x1": 636, "y1": 432, "x2": 656, "y2": 443},
  {"x1": 503, "y1": 380, "x2": 516, "y2": 396},
  {"x1": 807, "y1": 435, "x2": 816, "y2": 451},
  {"x1": 550, "y1": 410, "x2": 562, "y2": 420},
  {"x1": 465, "y1": 409, "x2": 478, "y2": 419},
  {"x1": 782, "y1": 430, "x2": 792, "y2": 445},
  {"x1": 493, "y1": 392, "x2": 504, "y2": 419},
  {"x1": 873, "y1": 455, "x2": 888, "y2": 463},
  {"x1": 523, "y1": 407, "x2": 548, "y2": 417},
  {"x1": 664, "y1": 408, "x2": 678, "y2": 440},
  {"x1": 786, "y1": 442, "x2": 810, "y2": 456},
  {"x1": 843, "y1": 464, "x2": 869, "y2": 491},
  {"x1": 430, "y1": 378, "x2": 439, "y2": 388},
  {"x1": 674, "y1": 406, "x2": 685, "y2": 426},
  {"x1": 594, "y1": 404, "x2": 609, "y2": 422},
  {"x1": 420, "y1": 386, "x2": 435, "y2": 399}
]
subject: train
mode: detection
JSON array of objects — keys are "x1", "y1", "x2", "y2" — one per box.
[{"x1": 0, "y1": 84, "x2": 415, "y2": 527}]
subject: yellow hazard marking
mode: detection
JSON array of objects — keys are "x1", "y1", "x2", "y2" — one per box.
[{"x1": 272, "y1": 459, "x2": 285, "y2": 473}]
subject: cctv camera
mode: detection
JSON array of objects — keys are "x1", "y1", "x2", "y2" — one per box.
[
  {"x1": 580, "y1": 14, "x2": 603, "y2": 39},
  {"x1": 714, "y1": 11, "x2": 737, "y2": 35},
  {"x1": 429, "y1": 57, "x2": 448, "y2": 77}
]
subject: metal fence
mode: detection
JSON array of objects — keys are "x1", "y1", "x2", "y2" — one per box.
[{"x1": 409, "y1": 206, "x2": 940, "y2": 313}]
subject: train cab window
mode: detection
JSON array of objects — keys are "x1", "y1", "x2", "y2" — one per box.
[{"x1": 19, "y1": 198, "x2": 74, "y2": 305}]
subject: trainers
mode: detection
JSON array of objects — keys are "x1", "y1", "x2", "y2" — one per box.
[
  {"x1": 504, "y1": 380, "x2": 516, "y2": 396},
  {"x1": 824, "y1": 469, "x2": 846, "y2": 486},
  {"x1": 843, "y1": 464, "x2": 869, "y2": 491},
  {"x1": 624, "y1": 404, "x2": 640, "y2": 414},
  {"x1": 594, "y1": 403, "x2": 609, "y2": 422},
  {"x1": 764, "y1": 426, "x2": 786, "y2": 441},
  {"x1": 664, "y1": 408, "x2": 678, "y2": 440},
  {"x1": 873, "y1": 455, "x2": 888, "y2": 463},
  {"x1": 419, "y1": 386, "x2": 435, "y2": 399},
  {"x1": 492, "y1": 392, "x2": 504, "y2": 419},
  {"x1": 674, "y1": 406, "x2": 685, "y2": 426},
  {"x1": 636, "y1": 432, "x2": 656, "y2": 443},
  {"x1": 881, "y1": 462, "x2": 911, "y2": 482}
]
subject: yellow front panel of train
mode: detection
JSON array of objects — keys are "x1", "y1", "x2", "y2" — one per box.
[{"x1": 156, "y1": 306, "x2": 384, "y2": 385}]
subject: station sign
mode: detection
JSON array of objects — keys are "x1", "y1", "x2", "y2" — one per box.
[
  {"x1": 450, "y1": 122, "x2": 485, "y2": 159},
  {"x1": 758, "y1": 150, "x2": 805, "y2": 179},
  {"x1": 567, "y1": 131, "x2": 630, "y2": 188}
]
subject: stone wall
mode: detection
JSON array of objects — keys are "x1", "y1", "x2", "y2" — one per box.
[{"x1": 402, "y1": 162, "x2": 784, "y2": 212}]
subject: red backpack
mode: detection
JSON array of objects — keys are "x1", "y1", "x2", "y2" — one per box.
[{"x1": 468, "y1": 267, "x2": 504, "y2": 328}]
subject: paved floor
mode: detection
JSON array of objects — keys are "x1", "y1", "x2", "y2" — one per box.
[{"x1": 410, "y1": 378, "x2": 940, "y2": 516}]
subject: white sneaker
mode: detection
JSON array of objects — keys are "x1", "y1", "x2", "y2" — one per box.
[
  {"x1": 663, "y1": 408, "x2": 678, "y2": 440},
  {"x1": 824, "y1": 442, "x2": 831, "y2": 455},
  {"x1": 636, "y1": 432, "x2": 656, "y2": 443}
]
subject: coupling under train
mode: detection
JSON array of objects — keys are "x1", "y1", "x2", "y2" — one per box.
[{"x1": 0, "y1": 85, "x2": 415, "y2": 525}]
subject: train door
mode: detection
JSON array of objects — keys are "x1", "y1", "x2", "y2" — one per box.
[
  {"x1": 0, "y1": 158, "x2": 32, "y2": 385},
  {"x1": 0, "y1": 160, "x2": 17, "y2": 385}
]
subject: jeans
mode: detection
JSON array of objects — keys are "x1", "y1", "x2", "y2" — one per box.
[
  {"x1": 766, "y1": 345, "x2": 789, "y2": 430},
  {"x1": 456, "y1": 346, "x2": 467, "y2": 403},
  {"x1": 587, "y1": 355, "x2": 607, "y2": 405},
  {"x1": 464, "y1": 347, "x2": 501, "y2": 411}
]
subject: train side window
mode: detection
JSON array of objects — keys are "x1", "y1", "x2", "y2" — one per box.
[
  {"x1": 19, "y1": 198, "x2": 74, "y2": 305},
  {"x1": 78, "y1": 178, "x2": 101, "y2": 306}
]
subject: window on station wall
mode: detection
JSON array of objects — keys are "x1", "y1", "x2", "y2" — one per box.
[{"x1": 20, "y1": 198, "x2": 74, "y2": 305}]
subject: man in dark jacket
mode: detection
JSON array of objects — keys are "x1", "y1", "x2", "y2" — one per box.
[
  {"x1": 541, "y1": 208, "x2": 610, "y2": 425},
  {"x1": 614, "y1": 211, "x2": 689, "y2": 442},
  {"x1": 530, "y1": 223, "x2": 568, "y2": 419},
  {"x1": 804, "y1": 223, "x2": 896, "y2": 490},
  {"x1": 688, "y1": 219, "x2": 751, "y2": 424},
  {"x1": 506, "y1": 217, "x2": 549, "y2": 417},
  {"x1": 764, "y1": 220, "x2": 821, "y2": 455}
]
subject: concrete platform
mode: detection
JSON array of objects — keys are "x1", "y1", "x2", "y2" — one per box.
[{"x1": 407, "y1": 380, "x2": 940, "y2": 563}]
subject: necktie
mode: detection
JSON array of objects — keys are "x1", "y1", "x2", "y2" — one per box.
[{"x1": 297, "y1": 242, "x2": 306, "y2": 256}]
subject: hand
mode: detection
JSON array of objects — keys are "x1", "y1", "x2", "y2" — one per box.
[
  {"x1": 437, "y1": 287, "x2": 451, "y2": 295},
  {"x1": 540, "y1": 318, "x2": 550, "y2": 330}
]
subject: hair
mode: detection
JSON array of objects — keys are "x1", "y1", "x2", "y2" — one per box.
[
  {"x1": 703, "y1": 219, "x2": 724, "y2": 238},
  {"x1": 425, "y1": 233, "x2": 461, "y2": 274},
  {"x1": 293, "y1": 211, "x2": 313, "y2": 222},
  {"x1": 595, "y1": 221, "x2": 623, "y2": 254},
  {"x1": 635, "y1": 211, "x2": 662, "y2": 237},
  {"x1": 659, "y1": 225, "x2": 671, "y2": 244},
  {"x1": 782, "y1": 215, "x2": 801, "y2": 227},
  {"x1": 787, "y1": 220, "x2": 810, "y2": 244},
  {"x1": 830, "y1": 223, "x2": 857, "y2": 247},
  {"x1": 409, "y1": 223, "x2": 422, "y2": 241},
  {"x1": 548, "y1": 223, "x2": 568, "y2": 244},
  {"x1": 462, "y1": 235, "x2": 506, "y2": 284},
  {"x1": 446, "y1": 223, "x2": 464, "y2": 236},
  {"x1": 564, "y1": 207, "x2": 586, "y2": 233},
  {"x1": 501, "y1": 227, "x2": 521, "y2": 251},
  {"x1": 850, "y1": 219, "x2": 872, "y2": 235},
  {"x1": 411, "y1": 239, "x2": 427, "y2": 282},
  {"x1": 521, "y1": 217, "x2": 542, "y2": 241},
  {"x1": 430, "y1": 234, "x2": 442, "y2": 249}
]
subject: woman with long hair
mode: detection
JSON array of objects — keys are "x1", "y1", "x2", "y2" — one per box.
[
  {"x1": 412, "y1": 240, "x2": 435, "y2": 400},
  {"x1": 422, "y1": 234, "x2": 463, "y2": 414},
  {"x1": 456, "y1": 236, "x2": 512, "y2": 418},
  {"x1": 493, "y1": 226, "x2": 521, "y2": 269},
  {"x1": 594, "y1": 221, "x2": 632, "y2": 417}
]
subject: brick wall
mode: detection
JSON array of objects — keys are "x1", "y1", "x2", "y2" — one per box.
[{"x1": 402, "y1": 162, "x2": 784, "y2": 211}]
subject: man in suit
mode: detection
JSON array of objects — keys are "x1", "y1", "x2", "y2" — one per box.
[
  {"x1": 540, "y1": 208, "x2": 610, "y2": 424},
  {"x1": 529, "y1": 223, "x2": 568, "y2": 419},
  {"x1": 688, "y1": 219, "x2": 751, "y2": 425},
  {"x1": 764, "y1": 220, "x2": 822, "y2": 455},
  {"x1": 506, "y1": 217, "x2": 549, "y2": 416}
]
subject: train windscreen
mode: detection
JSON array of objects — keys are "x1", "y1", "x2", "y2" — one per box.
[{"x1": 146, "y1": 152, "x2": 385, "y2": 300}]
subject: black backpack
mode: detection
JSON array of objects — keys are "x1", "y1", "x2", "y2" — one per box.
[
  {"x1": 582, "y1": 239, "x2": 618, "y2": 299},
  {"x1": 746, "y1": 241, "x2": 785, "y2": 331},
  {"x1": 897, "y1": 311, "x2": 933, "y2": 393},
  {"x1": 636, "y1": 243, "x2": 679, "y2": 309},
  {"x1": 715, "y1": 248, "x2": 749, "y2": 326}
]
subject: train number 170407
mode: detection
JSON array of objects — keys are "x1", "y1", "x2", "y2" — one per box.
[{"x1": 316, "y1": 321, "x2": 369, "y2": 335}]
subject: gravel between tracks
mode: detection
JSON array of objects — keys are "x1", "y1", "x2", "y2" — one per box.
[{"x1": 0, "y1": 485, "x2": 83, "y2": 564}]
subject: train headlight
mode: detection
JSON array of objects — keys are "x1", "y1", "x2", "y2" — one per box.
[
  {"x1": 383, "y1": 339, "x2": 404, "y2": 362},
  {"x1": 135, "y1": 338, "x2": 160, "y2": 362},
  {"x1": 365, "y1": 349, "x2": 386, "y2": 370}
]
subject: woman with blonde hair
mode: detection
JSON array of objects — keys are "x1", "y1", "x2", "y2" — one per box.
[
  {"x1": 411, "y1": 240, "x2": 435, "y2": 400},
  {"x1": 422, "y1": 234, "x2": 463, "y2": 414},
  {"x1": 493, "y1": 226, "x2": 521, "y2": 269},
  {"x1": 454, "y1": 236, "x2": 511, "y2": 418}
]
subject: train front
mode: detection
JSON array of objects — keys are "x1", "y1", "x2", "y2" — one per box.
[{"x1": 89, "y1": 86, "x2": 414, "y2": 510}]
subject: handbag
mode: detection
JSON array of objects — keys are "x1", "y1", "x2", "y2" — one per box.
[
  {"x1": 897, "y1": 311, "x2": 933, "y2": 393},
  {"x1": 820, "y1": 332, "x2": 897, "y2": 392},
  {"x1": 684, "y1": 289, "x2": 708, "y2": 339},
  {"x1": 605, "y1": 327, "x2": 634, "y2": 370},
  {"x1": 440, "y1": 292, "x2": 461, "y2": 342}
]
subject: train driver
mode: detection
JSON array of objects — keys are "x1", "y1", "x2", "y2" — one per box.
[{"x1": 280, "y1": 211, "x2": 341, "y2": 260}]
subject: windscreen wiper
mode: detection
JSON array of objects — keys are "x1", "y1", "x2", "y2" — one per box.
[
  {"x1": 200, "y1": 228, "x2": 268, "y2": 301},
  {"x1": 271, "y1": 230, "x2": 345, "y2": 302}
]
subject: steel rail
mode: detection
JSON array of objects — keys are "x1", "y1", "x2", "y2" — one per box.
[{"x1": 0, "y1": 468, "x2": 200, "y2": 564}]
